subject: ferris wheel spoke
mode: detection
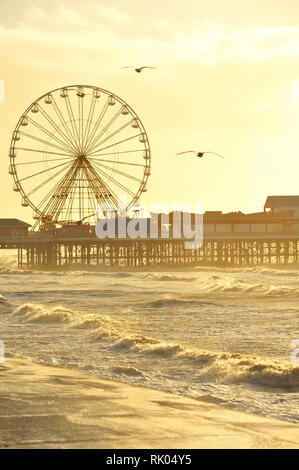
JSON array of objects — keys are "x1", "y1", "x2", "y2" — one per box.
[
  {"x1": 91, "y1": 160, "x2": 143, "y2": 183},
  {"x1": 85, "y1": 160, "x2": 116, "y2": 200},
  {"x1": 64, "y1": 95, "x2": 81, "y2": 150},
  {"x1": 86, "y1": 107, "x2": 123, "y2": 154},
  {"x1": 14, "y1": 147, "x2": 74, "y2": 159},
  {"x1": 88, "y1": 149, "x2": 143, "y2": 158},
  {"x1": 88, "y1": 156, "x2": 145, "y2": 167},
  {"x1": 77, "y1": 173, "x2": 91, "y2": 220},
  {"x1": 91, "y1": 164, "x2": 136, "y2": 198},
  {"x1": 84, "y1": 97, "x2": 109, "y2": 152},
  {"x1": 37, "y1": 104, "x2": 78, "y2": 154},
  {"x1": 82, "y1": 94, "x2": 97, "y2": 150},
  {"x1": 36, "y1": 171, "x2": 72, "y2": 213},
  {"x1": 87, "y1": 118, "x2": 134, "y2": 155},
  {"x1": 50, "y1": 168, "x2": 81, "y2": 220},
  {"x1": 38, "y1": 163, "x2": 79, "y2": 218},
  {"x1": 83, "y1": 167, "x2": 112, "y2": 210},
  {"x1": 19, "y1": 131, "x2": 74, "y2": 155},
  {"x1": 78, "y1": 95, "x2": 84, "y2": 152},
  {"x1": 86, "y1": 177, "x2": 100, "y2": 216},
  {"x1": 84, "y1": 163, "x2": 124, "y2": 213},
  {"x1": 27, "y1": 161, "x2": 74, "y2": 197},
  {"x1": 18, "y1": 160, "x2": 74, "y2": 183},
  {"x1": 14, "y1": 157, "x2": 75, "y2": 167},
  {"x1": 41, "y1": 183, "x2": 72, "y2": 221},
  {"x1": 94, "y1": 133, "x2": 142, "y2": 154},
  {"x1": 25, "y1": 117, "x2": 76, "y2": 154},
  {"x1": 64, "y1": 184, "x2": 76, "y2": 221},
  {"x1": 49, "y1": 96, "x2": 79, "y2": 154}
]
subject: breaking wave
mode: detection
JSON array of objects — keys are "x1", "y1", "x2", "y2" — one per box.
[
  {"x1": 248, "y1": 267, "x2": 299, "y2": 277},
  {"x1": 193, "y1": 265, "x2": 299, "y2": 276},
  {"x1": 112, "y1": 335, "x2": 299, "y2": 389},
  {"x1": 195, "y1": 276, "x2": 299, "y2": 297},
  {"x1": 13, "y1": 303, "x2": 80, "y2": 323},
  {"x1": 11, "y1": 301, "x2": 299, "y2": 390},
  {"x1": 12, "y1": 303, "x2": 122, "y2": 338},
  {"x1": 142, "y1": 277, "x2": 299, "y2": 302}
]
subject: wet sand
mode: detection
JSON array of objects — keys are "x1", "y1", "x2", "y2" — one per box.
[{"x1": 0, "y1": 357, "x2": 298, "y2": 449}]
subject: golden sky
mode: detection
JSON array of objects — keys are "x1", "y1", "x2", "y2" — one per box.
[{"x1": 1, "y1": 0, "x2": 299, "y2": 224}]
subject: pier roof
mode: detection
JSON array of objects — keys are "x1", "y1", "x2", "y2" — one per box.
[
  {"x1": 0, "y1": 219, "x2": 31, "y2": 227},
  {"x1": 264, "y1": 196, "x2": 299, "y2": 209}
]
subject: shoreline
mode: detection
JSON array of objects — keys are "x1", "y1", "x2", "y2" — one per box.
[{"x1": 0, "y1": 357, "x2": 298, "y2": 449}]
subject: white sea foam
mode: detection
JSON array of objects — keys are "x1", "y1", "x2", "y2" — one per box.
[{"x1": 13, "y1": 303, "x2": 80, "y2": 323}]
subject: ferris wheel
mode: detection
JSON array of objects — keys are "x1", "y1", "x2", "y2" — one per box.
[{"x1": 9, "y1": 85, "x2": 151, "y2": 230}]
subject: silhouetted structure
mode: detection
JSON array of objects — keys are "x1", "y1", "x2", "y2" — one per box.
[
  {"x1": 0, "y1": 197, "x2": 298, "y2": 269},
  {"x1": 264, "y1": 195, "x2": 299, "y2": 217},
  {"x1": 0, "y1": 219, "x2": 31, "y2": 238}
]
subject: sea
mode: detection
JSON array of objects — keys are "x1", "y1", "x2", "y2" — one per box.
[{"x1": 0, "y1": 250, "x2": 298, "y2": 423}]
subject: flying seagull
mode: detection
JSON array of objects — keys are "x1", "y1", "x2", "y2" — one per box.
[
  {"x1": 121, "y1": 66, "x2": 156, "y2": 73},
  {"x1": 176, "y1": 150, "x2": 225, "y2": 159}
]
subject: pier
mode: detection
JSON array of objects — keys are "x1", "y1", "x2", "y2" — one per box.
[
  {"x1": 14, "y1": 237, "x2": 299, "y2": 269},
  {"x1": 1, "y1": 208, "x2": 299, "y2": 269}
]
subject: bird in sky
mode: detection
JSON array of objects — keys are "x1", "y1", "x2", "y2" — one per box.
[
  {"x1": 121, "y1": 66, "x2": 156, "y2": 73},
  {"x1": 176, "y1": 150, "x2": 225, "y2": 159}
]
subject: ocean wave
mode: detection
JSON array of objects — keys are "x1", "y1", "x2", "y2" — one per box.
[
  {"x1": 196, "y1": 276, "x2": 299, "y2": 297},
  {"x1": 11, "y1": 289, "x2": 125, "y2": 298},
  {"x1": 248, "y1": 267, "x2": 299, "y2": 277},
  {"x1": 12, "y1": 302, "x2": 123, "y2": 339},
  {"x1": 193, "y1": 265, "x2": 299, "y2": 276},
  {"x1": 0, "y1": 294, "x2": 8, "y2": 303},
  {"x1": 143, "y1": 271, "x2": 299, "y2": 297},
  {"x1": 0, "y1": 252, "x2": 18, "y2": 268},
  {"x1": 112, "y1": 334, "x2": 299, "y2": 389},
  {"x1": 0, "y1": 267, "x2": 103, "y2": 276},
  {"x1": 0, "y1": 267, "x2": 135, "y2": 277},
  {"x1": 13, "y1": 303, "x2": 80, "y2": 323},
  {"x1": 145, "y1": 298, "x2": 217, "y2": 308},
  {"x1": 10, "y1": 302, "x2": 299, "y2": 390},
  {"x1": 0, "y1": 267, "x2": 71, "y2": 276},
  {"x1": 76, "y1": 314, "x2": 122, "y2": 340},
  {"x1": 0, "y1": 267, "x2": 33, "y2": 275},
  {"x1": 145, "y1": 273, "x2": 195, "y2": 282},
  {"x1": 111, "y1": 366, "x2": 144, "y2": 376},
  {"x1": 143, "y1": 277, "x2": 299, "y2": 300}
]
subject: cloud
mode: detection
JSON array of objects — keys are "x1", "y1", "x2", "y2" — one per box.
[
  {"x1": 171, "y1": 24, "x2": 299, "y2": 65},
  {"x1": 95, "y1": 5, "x2": 132, "y2": 25},
  {"x1": 153, "y1": 19, "x2": 171, "y2": 31},
  {"x1": 23, "y1": 4, "x2": 85, "y2": 28},
  {"x1": 1, "y1": 7, "x2": 299, "y2": 70}
]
